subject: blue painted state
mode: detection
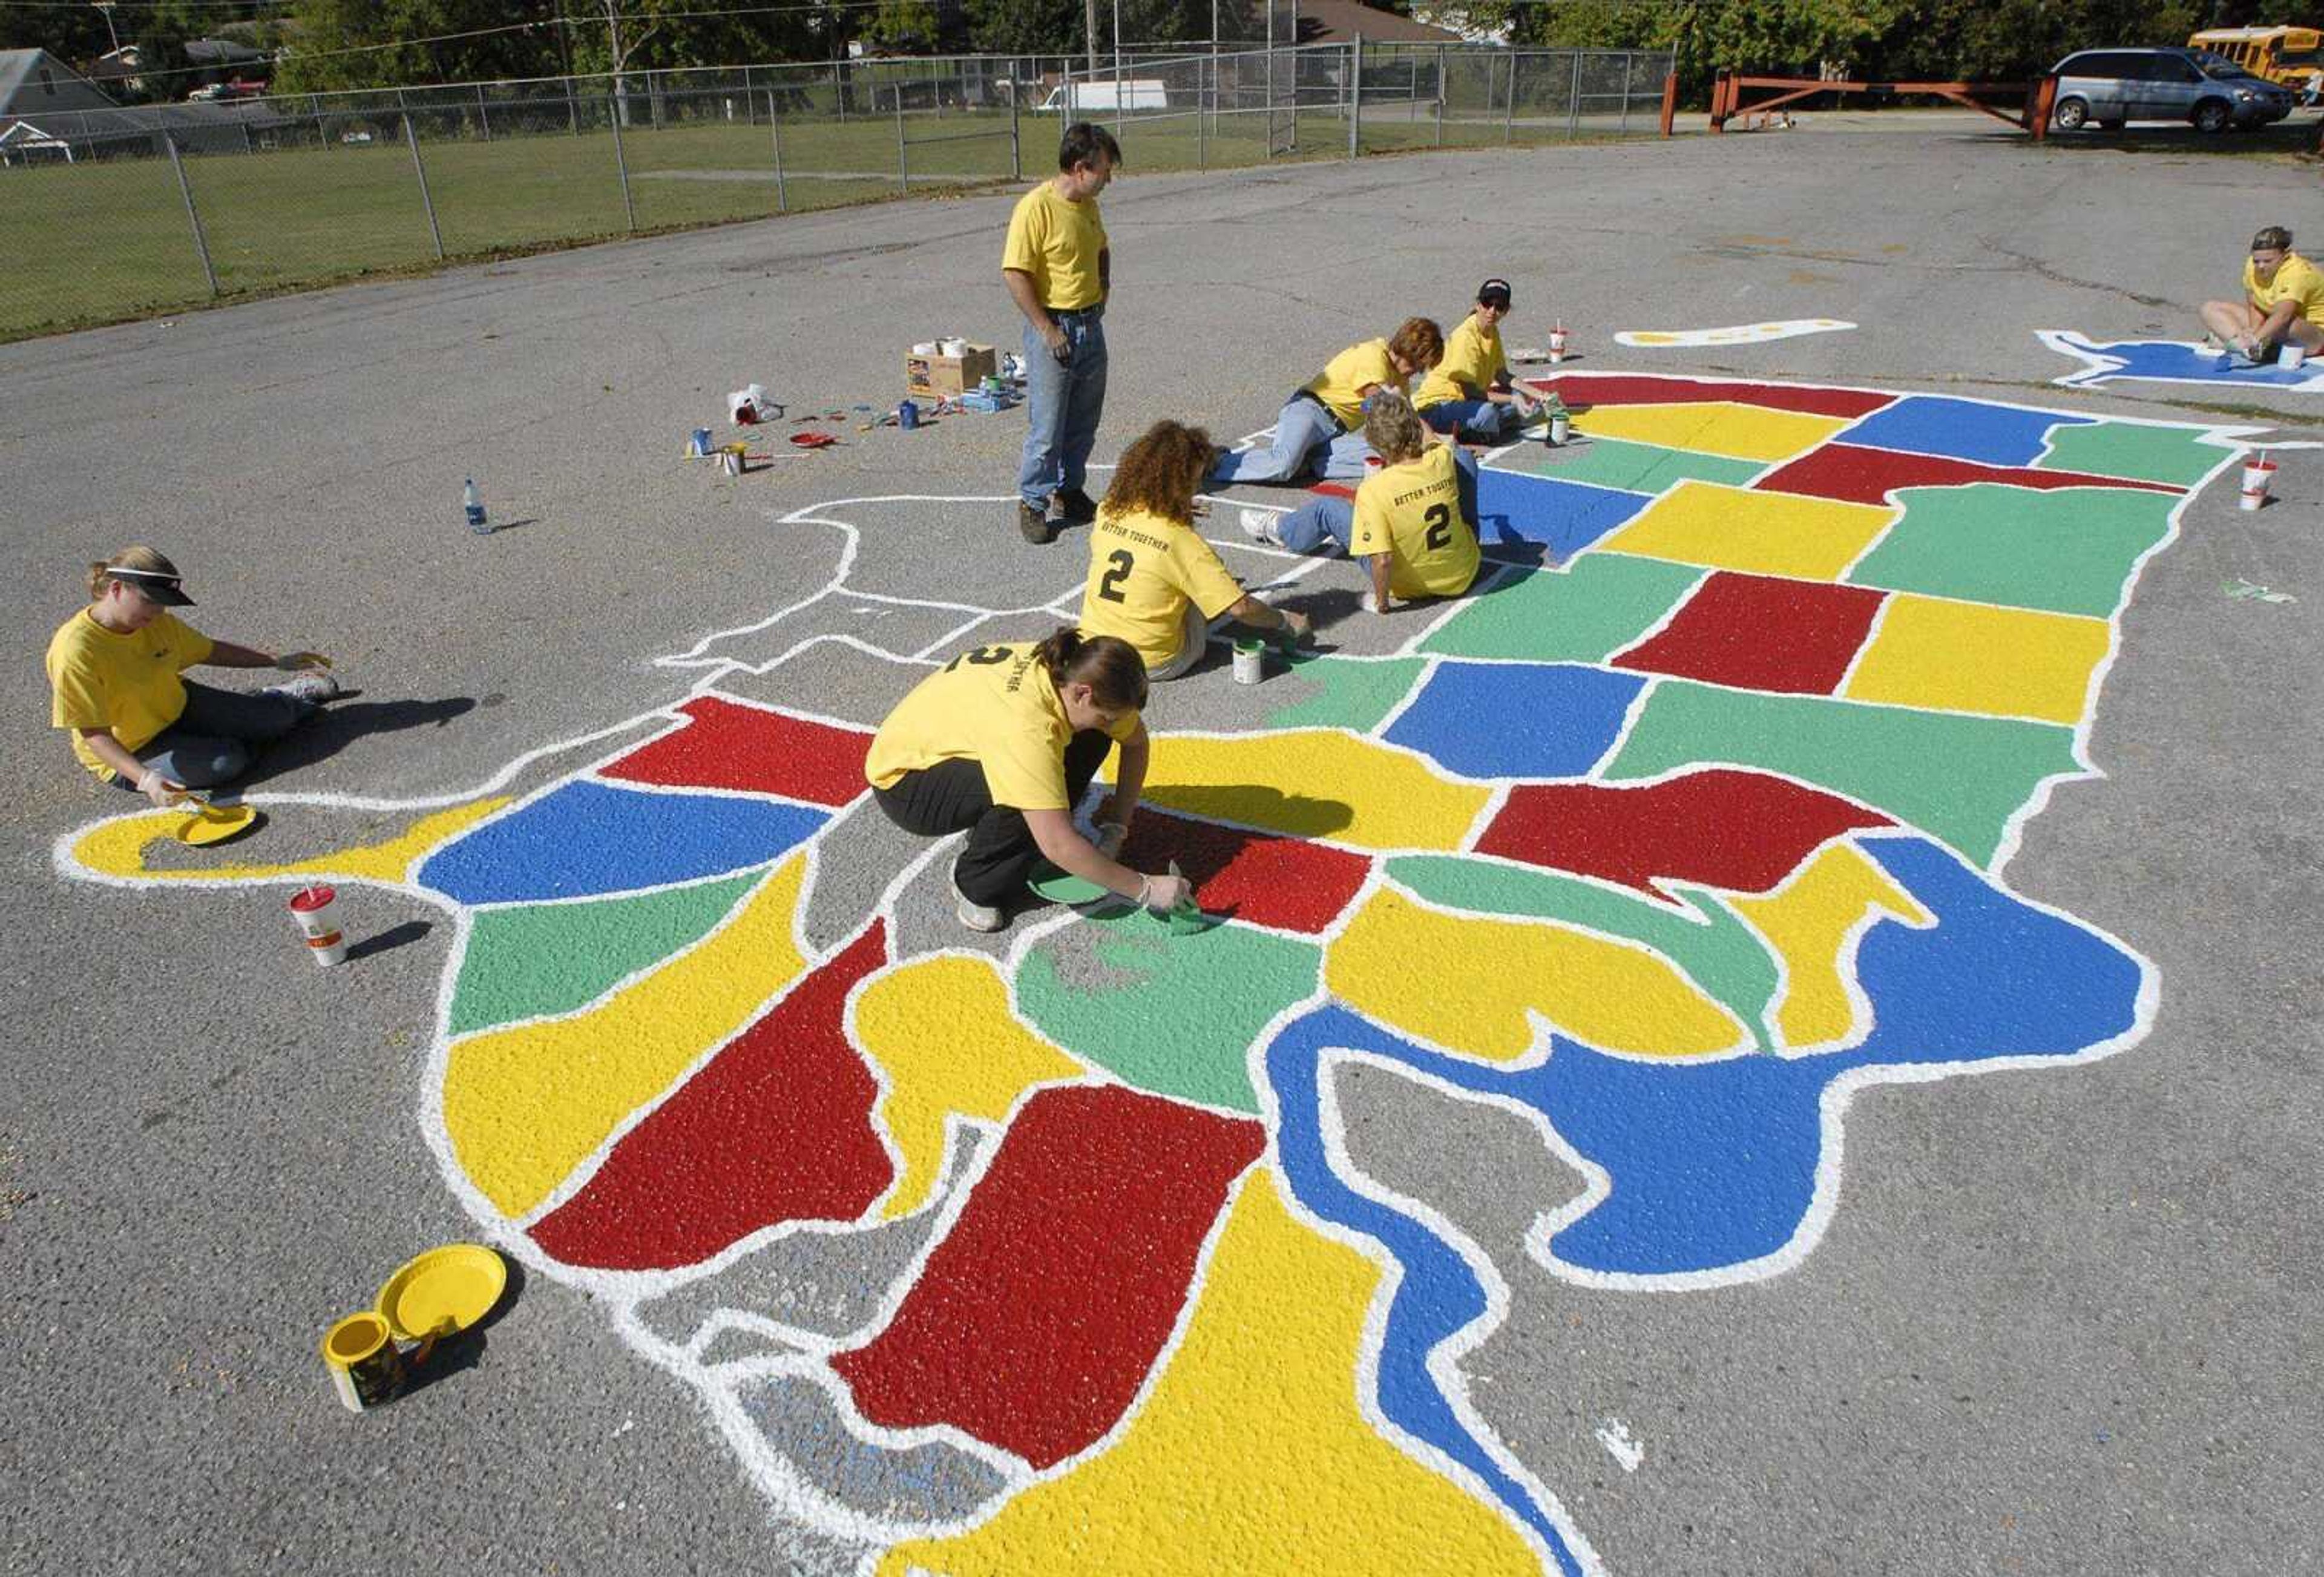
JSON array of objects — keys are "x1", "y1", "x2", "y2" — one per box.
[
  {"x1": 1474, "y1": 468, "x2": 1649, "y2": 563},
  {"x1": 1843, "y1": 396, "x2": 2095, "y2": 467},
  {"x1": 1259, "y1": 833, "x2": 2147, "y2": 1567},
  {"x1": 1385, "y1": 660, "x2": 1646, "y2": 779},
  {"x1": 416, "y1": 778, "x2": 827, "y2": 903},
  {"x1": 2046, "y1": 331, "x2": 2324, "y2": 392}
]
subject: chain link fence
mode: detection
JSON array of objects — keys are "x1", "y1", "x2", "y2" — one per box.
[{"x1": 2, "y1": 45, "x2": 1672, "y2": 341}]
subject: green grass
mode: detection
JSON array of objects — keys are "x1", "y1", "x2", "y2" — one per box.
[{"x1": 0, "y1": 107, "x2": 1656, "y2": 342}]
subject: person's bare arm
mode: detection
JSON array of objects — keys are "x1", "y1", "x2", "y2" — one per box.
[
  {"x1": 200, "y1": 639, "x2": 327, "y2": 670},
  {"x1": 78, "y1": 727, "x2": 180, "y2": 806},
  {"x1": 1005, "y1": 268, "x2": 1066, "y2": 359},
  {"x1": 1367, "y1": 554, "x2": 1394, "y2": 614},
  {"x1": 1024, "y1": 806, "x2": 1190, "y2": 910},
  {"x1": 1227, "y1": 593, "x2": 1311, "y2": 645}
]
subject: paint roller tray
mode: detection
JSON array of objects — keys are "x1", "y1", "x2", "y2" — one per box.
[{"x1": 376, "y1": 1244, "x2": 508, "y2": 1342}]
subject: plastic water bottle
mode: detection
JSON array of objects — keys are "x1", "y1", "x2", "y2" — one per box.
[{"x1": 463, "y1": 478, "x2": 490, "y2": 535}]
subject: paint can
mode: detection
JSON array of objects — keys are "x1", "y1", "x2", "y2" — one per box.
[
  {"x1": 289, "y1": 885, "x2": 346, "y2": 967},
  {"x1": 687, "y1": 428, "x2": 712, "y2": 458},
  {"x1": 1232, "y1": 638, "x2": 1266, "y2": 686},
  {"x1": 719, "y1": 447, "x2": 744, "y2": 477},
  {"x1": 2240, "y1": 456, "x2": 2276, "y2": 511},
  {"x1": 2281, "y1": 343, "x2": 2308, "y2": 371},
  {"x1": 1549, "y1": 412, "x2": 1571, "y2": 446},
  {"x1": 321, "y1": 1310, "x2": 407, "y2": 1412},
  {"x1": 898, "y1": 399, "x2": 919, "y2": 431}
]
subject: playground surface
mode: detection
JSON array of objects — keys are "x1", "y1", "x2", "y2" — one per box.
[{"x1": 3, "y1": 128, "x2": 2320, "y2": 1576}]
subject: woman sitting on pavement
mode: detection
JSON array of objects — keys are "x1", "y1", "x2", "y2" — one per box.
[
  {"x1": 1414, "y1": 277, "x2": 1529, "y2": 442},
  {"x1": 2200, "y1": 225, "x2": 2324, "y2": 364},
  {"x1": 865, "y1": 626, "x2": 1192, "y2": 933},
  {"x1": 1210, "y1": 317, "x2": 1445, "y2": 485},
  {"x1": 1241, "y1": 391, "x2": 1483, "y2": 616},
  {"x1": 46, "y1": 546, "x2": 342, "y2": 807},
  {"x1": 1081, "y1": 419, "x2": 1311, "y2": 681}
]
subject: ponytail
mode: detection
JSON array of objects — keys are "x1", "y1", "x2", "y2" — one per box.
[{"x1": 1036, "y1": 625, "x2": 1148, "y2": 712}]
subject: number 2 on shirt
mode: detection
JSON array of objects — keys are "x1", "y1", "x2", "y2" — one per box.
[
  {"x1": 1095, "y1": 548, "x2": 1135, "y2": 603},
  {"x1": 943, "y1": 644, "x2": 1015, "y2": 672},
  {"x1": 1422, "y1": 503, "x2": 1452, "y2": 552}
]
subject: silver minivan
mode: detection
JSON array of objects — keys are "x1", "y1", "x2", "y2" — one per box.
[{"x1": 2050, "y1": 47, "x2": 2295, "y2": 133}]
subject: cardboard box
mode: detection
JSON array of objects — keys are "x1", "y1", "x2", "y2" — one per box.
[{"x1": 906, "y1": 342, "x2": 998, "y2": 398}]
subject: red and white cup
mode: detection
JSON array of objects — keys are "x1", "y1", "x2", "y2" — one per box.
[
  {"x1": 1548, "y1": 326, "x2": 1568, "y2": 364},
  {"x1": 2241, "y1": 455, "x2": 2276, "y2": 513},
  {"x1": 289, "y1": 885, "x2": 347, "y2": 966}
]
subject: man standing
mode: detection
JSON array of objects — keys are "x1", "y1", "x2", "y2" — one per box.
[{"x1": 1003, "y1": 122, "x2": 1120, "y2": 545}]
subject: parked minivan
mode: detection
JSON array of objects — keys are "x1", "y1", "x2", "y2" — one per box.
[{"x1": 2049, "y1": 47, "x2": 2295, "y2": 133}]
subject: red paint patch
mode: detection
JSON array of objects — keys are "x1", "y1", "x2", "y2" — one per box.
[
  {"x1": 1308, "y1": 480, "x2": 1356, "y2": 500},
  {"x1": 1477, "y1": 769, "x2": 1892, "y2": 900},
  {"x1": 600, "y1": 696, "x2": 872, "y2": 807},
  {"x1": 1754, "y1": 441, "x2": 2182, "y2": 505},
  {"x1": 1119, "y1": 809, "x2": 1371, "y2": 934},
  {"x1": 1612, "y1": 572, "x2": 1886, "y2": 695},
  {"x1": 1530, "y1": 372, "x2": 1892, "y2": 420},
  {"x1": 529, "y1": 920, "x2": 893, "y2": 1271},
  {"x1": 832, "y1": 1084, "x2": 1265, "y2": 1469}
]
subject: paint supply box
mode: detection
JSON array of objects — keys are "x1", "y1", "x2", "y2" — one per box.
[{"x1": 905, "y1": 342, "x2": 997, "y2": 399}]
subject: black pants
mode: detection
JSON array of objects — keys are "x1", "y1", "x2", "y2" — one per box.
[{"x1": 873, "y1": 730, "x2": 1115, "y2": 906}]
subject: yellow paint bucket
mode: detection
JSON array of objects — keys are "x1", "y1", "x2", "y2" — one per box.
[{"x1": 321, "y1": 1310, "x2": 407, "y2": 1413}]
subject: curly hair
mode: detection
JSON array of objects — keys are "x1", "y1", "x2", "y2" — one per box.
[
  {"x1": 1388, "y1": 316, "x2": 1445, "y2": 372},
  {"x1": 1362, "y1": 390, "x2": 1428, "y2": 466},
  {"x1": 1100, "y1": 419, "x2": 1213, "y2": 526}
]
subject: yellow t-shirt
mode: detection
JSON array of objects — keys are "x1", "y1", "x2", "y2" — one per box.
[
  {"x1": 1351, "y1": 444, "x2": 1482, "y2": 602},
  {"x1": 1077, "y1": 506, "x2": 1247, "y2": 671},
  {"x1": 1002, "y1": 181, "x2": 1108, "y2": 312},
  {"x1": 47, "y1": 608, "x2": 213, "y2": 781},
  {"x1": 866, "y1": 640, "x2": 1140, "y2": 811},
  {"x1": 1303, "y1": 339, "x2": 1402, "y2": 427},
  {"x1": 1414, "y1": 314, "x2": 1505, "y2": 409},
  {"x1": 2244, "y1": 252, "x2": 2324, "y2": 327}
]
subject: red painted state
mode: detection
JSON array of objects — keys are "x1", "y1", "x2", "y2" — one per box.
[
  {"x1": 529, "y1": 920, "x2": 893, "y2": 1271},
  {"x1": 1119, "y1": 808, "x2": 1371, "y2": 934},
  {"x1": 1612, "y1": 572, "x2": 1886, "y2": 695},
  {"x1": 600, "y1": 695, "x2": 873, "y2": 806},
  {"x1": 832, "y1": 1084, "x2": 1265, "y2": 1469},
  {"x1": 1477, "y1": 769, "x2": 1893, "y2": 900},
  {"x1": 1754, "y1": 441, "x2": 2182, "y2": 505},
  {"x1": 1530, "y1": 372, "x2": 1894, "y2": 419}
]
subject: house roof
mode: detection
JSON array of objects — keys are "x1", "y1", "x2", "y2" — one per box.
[
  {"x1": 0, "y1": 50, "x2": 122, "y2": 116},
  {"x1": 1294, "y1": 0, "x2": 1465, "y2": 45}
]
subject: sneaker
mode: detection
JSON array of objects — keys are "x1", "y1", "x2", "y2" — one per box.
[
  {"x1": 1017, "y1": 500, "x2": 1056, "y2": 545},
  {"x1": 272, "y1": 670, "x2": 343, "y2": 704},
  {"x1": 951, "y1": 865, "x2": 1006, "y2": 932},
  {"x1": 1055, "y1": 487, "x2": 1100, "y2": 523},
  {"x1": 1239, "y1": 507, "x2": 1287, "y2": 548}
]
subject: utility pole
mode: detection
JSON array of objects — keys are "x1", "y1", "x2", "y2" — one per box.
[{"x1": 1085, "y1": 0, "x2": 1100, "y2": 73}]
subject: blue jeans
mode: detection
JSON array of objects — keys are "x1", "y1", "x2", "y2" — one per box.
[
  {"x1": 1212, "y1": 395, "x2": 1377, "y2": 485},
  {"x1": 115, "y1": 678, "x2": 318, "y2": 790},
  {"x1": 1420, "y1": 397, "x2": 1515, "y2": 442},
  {"x1": 1018, "y1": 307, "x2": 1108, "y2": 508},
  {"x1": 1273, "y1": 445, "x2": 1482, "y2": 557}
]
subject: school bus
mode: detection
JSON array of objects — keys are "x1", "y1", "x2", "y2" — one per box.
[{"x1": 2188, "y1": 25, "x2": 2324, "y2": 94}]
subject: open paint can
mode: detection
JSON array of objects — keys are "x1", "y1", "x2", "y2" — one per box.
[
  {"x1": 1548, "y1": 413, "x2": 1571, "y2": 446},
  {"x1": 1232, "y1": 638, "x2": 1266, "y2": 685},
  {"x1": 2280, "y1": 343, "x2": 2307, "y2": 370},
  {"x1": 321, "y1": 1311, "x2": 407, "y2": 1412}
]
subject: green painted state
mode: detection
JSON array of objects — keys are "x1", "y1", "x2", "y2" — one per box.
[
  {"x1": 447, "y1": 871, "x2": 760, "y2": 1037},
  {"x1": 1847, "y1": 484, "x2": 2176, "y2": 618},
  {"x1": 1419, "y1": 552, "x2": 1701, "y2": 664},
  {"x1": 1014, "y1": 914, "x2": 1321, "y2": 1115},
  {"x1": 1388, "y1": 855, "x2": 1781, "y2": 1049},
  {"x1": 1491, "y1": 435, "x2": 1765, "y2": 494},
  {"x1": 1606, "y1": 680, "x2": 2083, "y2": 867},
  {"x1": 2038, "y1": 421, "x2": 2224, "y2": 488},
  {"x1": 1261, "y1": 654, "x2": 1428, "y2": 733}
]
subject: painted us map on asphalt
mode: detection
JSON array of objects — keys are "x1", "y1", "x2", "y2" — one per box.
[{"x1": 59, "y1": 372, "x2": 2247, "y2": 1574}]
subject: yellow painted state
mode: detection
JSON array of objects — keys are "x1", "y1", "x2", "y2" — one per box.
[
  {"x1": 876, "y1": 1169, "x2": 1545, "y2": 1577},
  {"x1": 1327, "y1": 886, "x2": 1743, "y2": 1060},
  {"x1": 1728, "y1": 841, "x2": 1931, "y2": 1049},
  {"x1": 441, "y1": 853, "x2": 809, "y2": 1218},
  {"x1": 1133, "y1": 730, "x2": 1489, "y2": 853},
  {"x1": 1570, "y1": 400, "x2": 1850, "y2": 462},
  {"x1": 850, "y1": 955, "x2": 1083, "y2": 1219},
  {"x1": 68, "y1": 798, "x2": 509, "y2": 885},
  {"x1": 1842, "y1": 595, "x2": 2112, "y2": 724},
  {"x1": 1598, "y1": 480, "x2": 1896, "y2": 582}
]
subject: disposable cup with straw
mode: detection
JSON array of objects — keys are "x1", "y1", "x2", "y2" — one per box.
[{"x1": 2241, "y1": 449, "x2": 2276, "y2": 512}]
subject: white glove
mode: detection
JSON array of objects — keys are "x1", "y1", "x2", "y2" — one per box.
[{"x1": 136, "y1": 767, "x2": 185, "y2": 810}]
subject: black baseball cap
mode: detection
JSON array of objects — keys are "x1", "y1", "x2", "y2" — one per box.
[
  {"x1": 1477, "y1": 277, "x2": 1513, "y2": 306},
  {"x1": 108, "y1": 565, "x2": 194, "y2": 606}
]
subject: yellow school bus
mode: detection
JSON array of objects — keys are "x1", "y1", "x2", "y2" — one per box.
[{"x1": 2188, "y1": 25, "x2": 2324, "y2": 94}]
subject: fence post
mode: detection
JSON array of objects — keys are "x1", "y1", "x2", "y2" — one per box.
[
  {"x1": 401, "y1": 113, "x2": 446, "y2": 260},
  {"x1": 608, "y1": 97, "x2": 637, "y2": 230},
  {"x1": 566, "y1": 74, "x2": 579, "y2": 135},
  {"x1": 1197, "y1": 53, "x2": 1207, "y2": 169},
  {"x1": 1503, "y1": 53, "x2": 1516, "y2": 144},
  {"x1": 1567, "y1": 51, "x2": 1583, "y2": 137},
  {"x1": 895, "y1": 94, "x2": 908, "y2": 192},
  {"x1": 767, "y1": 90, "x2": 788, "y2": 214},
  {"x1": 162, "y1": 133, "x2": 220, "y2": 298},
  {"x1": 1349, "y1": 36, "x2": 1362, "y2": 159},
  {"x1": 478, "y1": 83, "x2": 491, "y2": 140},
  {"x1": 834, "y1": 60, "x2": 846, "y2": 122},
  {"x1": 1009, "y1": 74, "x2": 1022, "y2": 179},
  {"x1": 1659, "y1": 68, "x2": 1678, "y2": 136},
  {"x1": 1437, "y1": 45, "x2": 1446, "y2": 145},
  {"x1": 1619, "y1": 51, "x2": 1634, "y2": 133}
]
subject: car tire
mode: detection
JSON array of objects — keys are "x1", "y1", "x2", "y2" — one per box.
[
  {"x1": 2192, "y1": 99, "x2": 2231, "y2": 134},
  {"x1": 2053, "y1": 96, "x2": 2089, "y2": 131}
]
